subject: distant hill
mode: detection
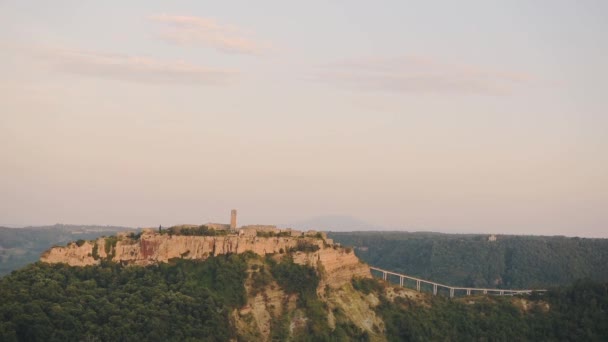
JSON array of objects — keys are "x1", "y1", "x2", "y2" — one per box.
[
  {"x1": 287, "y1": 215, "x2": 383, "y2": 231},
  {"x1": 329, "y1": 231, "x2": 608, "y2": 289},
  {"x1": 0, "y1": 224, "x2": 136, "y2": 276}
]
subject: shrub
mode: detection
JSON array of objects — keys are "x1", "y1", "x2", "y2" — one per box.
[
  {"x1": 128, "y1": 232, "x2": 142, "y2": 240},
  {"x1": 251, "y1": 267, "x2": 273, "y2": 296},
  {"x1": 270, "y1": 256, "x2": 319, "y2": 297},
  {"x1": 352, "y1": 277, "x2": 384, "y2": 295},
  {"x1": 269, "y1": 256, "x2": 330, "y2": 340},
  {"x1": 289, "y1": 240, "x2": 320, "y2": 253},
  {"x1": 91, "y1": 243, "x2": 99, "y2": 260},
  {"x1": 168, "y1": 225, "x2": 229, "y2": 236},
  {"x1": 256, "y1": 231, "x2": 291, "y2": 238},
  {"x1": 104, "y1": 236, "x2": 118, "y2": 260}
]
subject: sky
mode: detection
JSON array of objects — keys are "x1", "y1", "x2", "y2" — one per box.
[{"x1": 1, "y1": 1, "x2": 607, "y2": 237}]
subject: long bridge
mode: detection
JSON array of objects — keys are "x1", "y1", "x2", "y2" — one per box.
[{"x1": 370, "y1": 266, "x2": 546, "y2": 298}]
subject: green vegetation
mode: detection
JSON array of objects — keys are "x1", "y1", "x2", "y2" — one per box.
[
  {"x1": 164, "y1": 225, "x2": 228, "y2": 236},
  {"x1": 256, "y1": 231, "x2": 291, "y2": 238},
  {"x1": 270, "y1": 255, "x2": 319, "y2": 297},
  {"x1": 0, "y1": 250, "x2": 373, "y2": 342},
  {"x1": 288, "y1": 240, "x2": 320, "y2": 253},
  {"x1": 268, "y1": 256, "x2": 330, "y2": 341},
  {"x1": 329, "y1": 231, "x2": 608, "y2": 288},
  {"x1": 249, "y1": 265, "x2": 273, "y2": 296},
  {"x1": 104, "y1": 236, "x2": 118, "y2": 260},
  {"x1": 3, "y1": 228, "x2": 607, "y2": 341},
  {"x1": 91, "y1": 242, "x2": 99, "y2": 260},
  {"x1": 127, "y1": 232, "x2": 142, "y2": 240},
  {"x1": 352, "y1": 277, "x2": 384, "y2": 295},
  {"x1": 364, "y1": 278, "x2": 608, "y2": 341},
  {"x1": 331, "y1": 309, "x2": 371, "y2": 342},
  {"x1": 0, "y1": 225, "x2": 135, "y2": 276},
  {"x1": 0, "y1": 255, "x2": 249, "y2": 341}
]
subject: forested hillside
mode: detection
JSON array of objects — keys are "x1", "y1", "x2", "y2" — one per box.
[
  {"x1": 0, "y1": 253, "x2": 368, "y2": 342},
  {"x1": 329, "y1": 232, "x2": 608, "y2": 288},
  {"x1": 370, "y1": 278, "x2": 608, "y2": 341},
  {"x1": 0, "y1": 257, "x2": 247, "y2": 341},
  {"x1": 0, "y1": 225, "x2": 135, "y2": 276},
  {"x1": 1, "y1": 254, "x2": 607, "y2": 341}
]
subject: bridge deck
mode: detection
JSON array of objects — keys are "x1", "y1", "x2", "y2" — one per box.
[{"x1": 369, "y1": 266, "x2": 546, "y2": 297}]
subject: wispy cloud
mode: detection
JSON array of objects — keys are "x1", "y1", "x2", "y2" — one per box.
[
  {"x1": 315, "y1": 56, "x2": 534, "y2": 95},
  {"x1": 149, "y1": 14, "x2": 264, "y2": 55},
  {"x1": 38, "y1": 47, "x2": 237, "y2": 85}
]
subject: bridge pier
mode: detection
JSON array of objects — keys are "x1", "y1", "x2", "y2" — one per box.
[{"x1": 368, "y1": 266, "x2": 544, "y2": 299}]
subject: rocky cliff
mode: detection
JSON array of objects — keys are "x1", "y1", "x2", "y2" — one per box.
[
  {"x1": 40, "y1": 230, "x2": 371, "y2": 288},
  {"x1": 40, "y1": 229, "x2": 378, "y2": 340},
  {"x1": 292, "y1": 247, "x2": 371, "y2": 289},
  {"x1": 43, "y1": 232, "x2": 300, "y2": 265}
]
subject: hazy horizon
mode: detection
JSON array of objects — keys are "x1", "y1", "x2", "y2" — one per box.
[
  {"x1": 2, "y1": 213, "x2": 607, "y2": 239},
  {"x1": 1, "y1": 1, "x2": 607, "y2": 238}
]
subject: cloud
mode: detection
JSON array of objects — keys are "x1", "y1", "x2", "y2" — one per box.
[
  {"x1": 38, "y1": 47, "x2": 237, "y2": 85},
  {"x1": 315, "y1": 56, "x2": 534, "y2": 95},
  {"x1": 149, "y1": 14, "x2": 264, "y2": 55}
]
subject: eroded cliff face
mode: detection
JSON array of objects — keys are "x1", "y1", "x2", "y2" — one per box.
[
  {"x1": 232, "y1": 254, "x2": 381, "y2": 342},
  {"x1": 41, "y1": 232, "x2": 326, "y2": 266},
  {"x1": 40, "y1": 231, "x2": 371, "y2": 286},
  {"x1": 40, "y1": 230, "x2": 380, "y2": 341},
  {"x1": 292, "y1": 247, "x2": 371, "y2": 289}
]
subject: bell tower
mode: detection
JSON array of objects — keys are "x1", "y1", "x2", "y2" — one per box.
[{"x1": 230, "y1": 209, "x2": 237, "y2": 230}]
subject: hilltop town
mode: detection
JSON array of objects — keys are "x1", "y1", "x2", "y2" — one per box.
[{"x1": 40, "y1": 210, "x2": 371, "y2": 290}]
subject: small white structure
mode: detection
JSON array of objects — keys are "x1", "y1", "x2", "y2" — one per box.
[{"x1": 488, "y1": 234, "x2": 497, "y2": 242}]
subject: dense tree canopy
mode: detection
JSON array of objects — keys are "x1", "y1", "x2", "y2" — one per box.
[
  {"x1": 0, "y1": 254, "x2": 369, "y2": 342},
  {"x1": 0, "y1": 256, "x2": 249, "y2": 341},
  {"x1": 2, "y1": 232, "x2": 608, "y2": 341},
  {"x1": 330, "y1": 231, "x2": 608, "y2": 288},
  {"x1": 0, "y1": 225, "x2": 134, "y2": 276},
  {"x1": 372, "y1": 279, "x2": 608, "y2": 341}
]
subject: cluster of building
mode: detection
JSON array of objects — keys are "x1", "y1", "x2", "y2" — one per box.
[{"x1": 154, "y1": 209, "x2": 334, "y2": 244}]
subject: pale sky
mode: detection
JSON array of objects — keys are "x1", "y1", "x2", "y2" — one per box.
[{"x1": 1, "y1": 1, "x2": 607, "y2": 237}]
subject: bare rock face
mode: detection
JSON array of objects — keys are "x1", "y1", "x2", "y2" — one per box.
[
  {"x1": 41, "y1": 232, "x2": 305, "y2": 266},
  {"x1": 40, "y1": 241, "x2": 98, "y2": 266},
  {"x1": 328, "y1": 284, "x2": 386, "y2": 342},
  {"x1": 41, "y1": 229, "x2": 378, "y2": 341},
  {"x1": 40, "y1": 230, "x2": 365, "y2": 280},
  {"x1": 292, "y1": 247, "x2": 371, "y2": 289},
  {"x1": 41, "y1": 229, "x2": 371, "y2": 292}
]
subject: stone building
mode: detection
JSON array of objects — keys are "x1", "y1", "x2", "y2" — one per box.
[{"x1": 230, "y1": 209, "x2": 237, "y2": 230}]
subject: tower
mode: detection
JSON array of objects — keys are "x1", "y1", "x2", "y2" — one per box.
[{"x1": 230, "y1": 209, "x2": 237, "y2": 230}]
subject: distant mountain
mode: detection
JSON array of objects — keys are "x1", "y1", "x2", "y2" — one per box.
[
  {"x1": 0, "y1": 224, "x2": 136, "y2": 276},
  {"x1": 286, "y1": 215, "x2": 385, "y2": 231}
]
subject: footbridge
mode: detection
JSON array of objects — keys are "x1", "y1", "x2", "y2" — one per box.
[{"x1": 370, "y1": 266, "x2": 546, "y2": 298}]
